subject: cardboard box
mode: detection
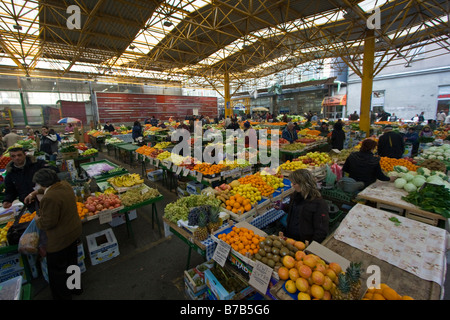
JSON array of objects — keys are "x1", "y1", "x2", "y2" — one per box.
[
  {"x1": 304, "y1": 241, "x2": 350, "y2": 271},
  {"x1": 187, "y1": 181, "x2": 204, "y2": 195},
  {"x1": 147, "y1": 169, "x2": 163, "y2": 182},
  {"x1": 0, "y1": 252, "x2": 24, "y2": 277},
  {"x1": 86, "y1": 228, "x2": 120, "y2": 266},
  {"x1": 108, "y1": 209, "x2": 137, "y2": 227},
  {"x1": 204, "y1": 267, "x2": 255, "y2": 300}
]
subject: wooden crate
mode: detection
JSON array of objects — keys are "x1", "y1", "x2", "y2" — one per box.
[
  {"x1": 376, "y1": 202, "x2": 405, "y2": 216},
  {"x1": 405, "y1": 211, "x2": 439, "y2": 226}
]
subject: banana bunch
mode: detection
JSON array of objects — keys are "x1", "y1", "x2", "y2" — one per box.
[
  {"x1": 108, "y1": 173, "x2": 144, "y2": 187},
  {"x1": 153, "y1": 142, "x2": 172, "y2": 149}
]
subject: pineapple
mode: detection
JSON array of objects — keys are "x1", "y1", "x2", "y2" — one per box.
[
  {"x1": 194, "y1": 211, "x2": 209, "y2": 241},
  {"x1": 333, "y1": 273, "x2": 351, "y2": 300},
  {"x1": 346, "y1": 262, "x2": 362, "y2": 300},
  {"x1": 207, "y1": 206, "x2": 221, "y2": 233}
]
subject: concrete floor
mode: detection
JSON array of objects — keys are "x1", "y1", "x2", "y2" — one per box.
[
  {"x1": 30, "y1": 150, "x2": 450, "y2": 300},
  {"x1": 31, "y1": 151, "x2": 205, "y2": 300}
]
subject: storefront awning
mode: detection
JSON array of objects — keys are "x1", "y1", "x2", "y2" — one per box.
[{"x1": 322, "y1": 94, "x2": 347, "y2": 107}]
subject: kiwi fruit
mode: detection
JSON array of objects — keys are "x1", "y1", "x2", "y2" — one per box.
[
  {"x1": 258, "y1": 248, "x2": 266, "y2": 257},
  {"x1": 267, "y1": 259, "x2": 275, "y2": 268},
  {"x1": 272, "y1": 254, "x2": 280, "y2": 263},
  {"x1": 254, "y1": 253, "x2": 262, "y2": 261},
  {"x1": 264, "y1": 238, "x2": 273, "y2": 247},
  {"x1": 273, "y1": 240, "x2": 282, "y2": 248},
  {"x1": 271, "y1": 247, "x2": 279, "y2": 255}
]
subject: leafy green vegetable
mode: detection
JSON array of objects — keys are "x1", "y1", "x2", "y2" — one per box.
[
  {"x1": 402, "y1": 183, "x2": 450, "y2": 218},
  {"x1": 163, "y1": 194, "x2": 221, "y2": 223},
  {"x1": 388, "y1": 216, "x2": 401, "y2": 226}
]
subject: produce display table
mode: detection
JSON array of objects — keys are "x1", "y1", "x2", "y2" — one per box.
[
  {"x1": 0, "y1": 244, "x2": 33, "y2": 286},
  {"x1": 115, "y1": 143, "x2": 140, "y2": 167},
  {"x1": 163, "y1": 207, "x2": 286, "y2": 270},
  {"x1": 80, "y1": 159, "x2": 127, "y2": 181},
  {"x1": 323, "y1": 203, "x2": 446, "y2": 300},
  {"x1": 356, "y1": 180, "x2": 446, "y2": 226}
]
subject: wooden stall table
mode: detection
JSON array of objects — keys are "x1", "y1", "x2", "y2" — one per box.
[
  {"x1": 115, "y1": 143, "x2": 140, "y2": 167},
  {"x1": 163, "y1": 217, "x2": 208, "y2": 270},
  {"x1": 322, "y1": 203, "x2": 446, "y2": 300},
  {"x1": 356, "y1": 180, "x2": 446, "y2": 227}
]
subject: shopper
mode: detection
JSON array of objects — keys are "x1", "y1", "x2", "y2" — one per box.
[
  {"x1": 349, "y1": 111, "x2": 359, "y2": 121},
  {"x1": 281, "y1": 169, "x2": 329, "y2": 243},
  {"x1": 330, "y1": 121, "x2": 345, "y2": 150},
  {"x1": 436, "y1": 110, "x2": 446, "y2": 124},
  {"x1": 150, "y1": 116, "x2": 158, "y2": 127},
  {"x1": 2, "y1": 128, "x2": 22, "y2": 148},
  {"x1": 342, "y1": 139, "x2": 393, "y2": 189},
  {"x1": 377, "y1": 125, "x2": 405, "y2": 159},
  {"x1": 132, "y1": 121, "x2": 143, "y2": 142},
  {"x1": 418, "y1": 112, "x2": 425, "y2": 123},
  {"x1": 40, "y1": 126, "x2": 59, "y2": 161},
  {"x1": 419, "y1": 125, "x2": 433, "y2": 138},
  {"x1": 282, "y1": 122, "x2": 298, "y2": 143},
  {"x1": 2, "y1": 147, "x2": 53, "y2": 211},
  {"x1": 27, "y1": 168, "x2": 82, "y2": 300},
  {"x1": 378, "y1": 110, "x2": 391, "y2": 121},
  {"x1": 319, "y1": 122, "x2": 330, "y2": 137},
  {"x1": 404, "y1": 127, "x2": 419, "y2": 156},
  {"x1": 65, "y1": 123, "x2": 73, "y2": 133},
  {"x1": 103, "y1": 121, "x2": 115, "y2": 132},
  {"x1": 445, "y1": 114, "x2": 450, "y2": 124},
  {"x1": 226, "y1": 117, "x2": 240, "y2": 130}
]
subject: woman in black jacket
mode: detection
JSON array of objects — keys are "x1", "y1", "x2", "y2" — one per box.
[
  {"x1": 330, "y1": 121, "x2": 345, "y2": 150},
  {"x1": 342, "y1": 138, "x2": 393, "y2": 188},
  {"x1": 282, "y1": 169, "x2": 329, "y2": 243}
]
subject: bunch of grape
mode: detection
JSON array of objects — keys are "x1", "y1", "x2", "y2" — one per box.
[{"x1": 188, "y1": 205, "x2": 210, "y2": 226}]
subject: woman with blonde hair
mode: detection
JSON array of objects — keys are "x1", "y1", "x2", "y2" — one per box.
[{"x1": 281, "y1": 169, "x2": 329, "y2": 243}]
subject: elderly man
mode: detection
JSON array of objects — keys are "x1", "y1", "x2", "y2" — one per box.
[{"x1": 282, "y1": 122, "x2": 299, "y2": 143}]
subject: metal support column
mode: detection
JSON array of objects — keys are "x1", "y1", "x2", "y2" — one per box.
[
  {"x1": 224, "y1": 72, "x2": 232, "y2": 118},
  {"x1": 359, "y1": 29, "x2": 375, "y2": 136}
]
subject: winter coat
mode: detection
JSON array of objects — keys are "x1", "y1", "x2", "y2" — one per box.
[
  {"x1": 282, "y1": 128, "x2": 298, "y2": 143},
  {"x1": 36, "y1": 181, "x2": 82, "y2": 253},
  {"x1": 377, "y1": 131, "x2": 405, "y2": 159},
  {"x1": 39, "y1": 134, "x2": 58, "y2": 155},
  {"x1": 283, "y1": 192, "x2": 329, "y2": 243},
  {"x1": 342, "y1": 151, "x2": 390, "y2": 187},
  {"x1": 330, "y1": 128, "x2": 345, "y2": 150},
  {"x1": 3, "y1": 156, "x2": 51, "y2": 206},
  {"x1": 132, "y1": 125, "x2": 143, "y2": 140}
]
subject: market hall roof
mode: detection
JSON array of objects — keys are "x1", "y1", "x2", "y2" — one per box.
[{"x1": 0, "y1": 0, "x2": 448, "y2": 86}]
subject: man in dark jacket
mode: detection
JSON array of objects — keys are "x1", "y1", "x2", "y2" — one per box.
[
  {"x1": 377, "y1": 125, "x2": 405, "y2": 159},
  {"x1": 330, "y1": 121, "x2": 346, "y2": 150},
  {"x1": 2, "y1": 147, "x2": 54, "y2": 210}
]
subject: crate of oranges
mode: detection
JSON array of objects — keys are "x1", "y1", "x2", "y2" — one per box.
[
  {"x1": 222, "y1": 194, "x2": 256, "y2": 222},
  {"x1": 212, "y1": 222, "x2": 267, "y2": 265}
]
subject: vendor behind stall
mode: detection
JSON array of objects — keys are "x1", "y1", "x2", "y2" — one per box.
[
  {"x1": 282, "y1": 122, "x2": 298, "y2": 143},
  {"x1": 2, "y1": 146, "x2": 56, "y2": 211},
  {"x1": 377, "y1": 125, "x2": 405, "y2": 159},
  {"x1": 281, "y1": 169, "x2": 329, "y2": 243},
  {"x1": 342, "y1": 138, "x2": 394, "y2": 189}
]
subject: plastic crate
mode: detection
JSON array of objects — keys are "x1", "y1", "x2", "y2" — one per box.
[{"x1": 321, "y1": 187, "x2": 355, "y2": 203}]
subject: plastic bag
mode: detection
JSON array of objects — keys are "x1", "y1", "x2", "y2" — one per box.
[
  {"x1": 331, "y1": 163, "x2": 343, "y2": 182},
  {"x1": 18, "y1": 218, "x2": 40, "y2": 255},
  {"x1": 325, "y1": 165, "x2": 337, "y2": 187}
]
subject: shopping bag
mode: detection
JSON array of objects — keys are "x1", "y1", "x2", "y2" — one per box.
[
  {"x1": 325, "y1": 165, "x2": 337, "y2": 187},
  {"x1": 18, "y1": 218, "x2": 40, "y2": 255}
]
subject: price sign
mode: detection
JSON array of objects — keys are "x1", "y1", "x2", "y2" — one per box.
[
  {"x1": 183, "y1": 168, "x2": 190, "y2": 176},
  {"x1": 249, "y1": 260, "x2": 273, "y2": 294},
  {"x1": 196, "y1": 172, "x2": 203, "y2": 182},
  {"x1": 176, "y1": 166, "x2": 183, "y2": 175},
  {"x1": 212, "y1": 240, "x2": 231, "y2": 267},
  {"x1": 98, "y1": 210, "x2": 113, "y2": 224},
  {"x1": 172, "y1": 164, "x2": 178, "y2": 173}
]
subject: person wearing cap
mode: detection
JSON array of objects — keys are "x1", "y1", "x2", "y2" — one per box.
[
  {"x1": 377, "y1": 125, "x2": 405, "y2": 159},
  {"x1": 282, "y1": 122, "x2": 298, "y2": 144},
  {"x1": 2, "y1": 146, "x2": 55, "y2": 211},
  {"x1": 26, "y1": 168, "x2": 82, "y2": 300}
]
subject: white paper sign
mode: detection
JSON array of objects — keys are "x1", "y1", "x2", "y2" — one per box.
[
  {"x1": 196, "y1": 172, "x2": 203, "y2": 182},
  {"x1": 212, "y1": 240, "x2": 231, "y2": 267},
  {"x1": 176, "y1": 165, "x2": 183, "y2": 175},
  {"x1": 249, "y1": 260, "x2": 273, "y2": 294},
  {"x1": 98, "y1": 211, "x2": 113, "y2": 224},
  {"x1": 183, "y1": 168, "x2": 190, "y2": 176}
]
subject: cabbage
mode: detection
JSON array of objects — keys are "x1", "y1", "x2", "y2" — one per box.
[
  {"x1": 412, "y1": 176, "x2": 426, "y2": 187},
  {"x1": 387, "y1": 171, "x2": 399, "y2": 178},
  {"x1": 404, "y1": 183, "x2": 417, "y2": 192},
  {"x1": 394, "y1": 166, "x2": 409, "y2": 173},
  {"x1": 403, "y1": 173, "x2": 415, "y2": 182},
  {"x1": 394, "y1": 178, "x2": 407, "y2": 189},
  {"x1": 417, "y1": 167, "x2": 431, "y2": 177},
  {"x1": 426, "y1": 175, "x2": 444, "y2": 185}
]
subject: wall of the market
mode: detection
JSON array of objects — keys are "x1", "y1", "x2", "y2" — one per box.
[{"x1": 347, "y1": 42, "x2": 450, "y2": 121}]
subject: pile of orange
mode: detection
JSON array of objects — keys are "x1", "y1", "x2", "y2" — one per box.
[
  {"x1": 136, "y1": 145, "x2": 157, "y2": 156},
  {"x1": 362, "y1": 283, "x2": 414, "y2": 300},
  {"x1": 193, "y1": 163, "x2": 227, "y2": 175},
  {"x1": 238, "y1": 174, "x2": 274, "y2": 197},
  {"x1": 76, "y1": 202, "x2": 89, "y2": 220},
  {"x1": 379, "y1": 156, "x2": 418, "y2": 173},
  {"x1": 4, "y1": 211, "x2": 37, "y2": 230},
  {"x1": 217, "y1": 226, "x2": 265, "y2": 256},
  {"x1": 225, "y1": 194, "x2": 252, "y2": 214}
]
